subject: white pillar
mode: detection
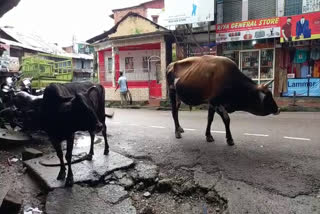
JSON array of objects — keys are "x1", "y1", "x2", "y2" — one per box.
[
  {"x1": 160, "y1": 38, "x2": 167, "y2": 100},
  {"x1": 111, "y1": 46, "x2": 118, "y2": 87},
  {"x1": 277, "y1": 0, "x2": 285, "y2": 17},
  {"x1": 242, "y1": 0, "x2": 248, "y2": 21}
]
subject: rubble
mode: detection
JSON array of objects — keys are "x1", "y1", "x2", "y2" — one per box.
[
  {"x1": 194, "y1": 170, "x2": 220, "y2": 190},
  {"x1": 97, "y1": 184, "x2": 128, "y2": 204},
  {"x1": 22, "y1": 148, "x2": 43, "y2": 161},
  {"x1": 119, "y1": 177, "x2": 135, "y2": 189},
  {"x1": 156, "y1": 179, "x2": 173, "y2": 193},
  {"x1": 0, "y1": 189, "x2": 23, "y2": 214},
  {"x1": 143, "y1": 192, "x2": 151, "y2": 198},
  {"x1": 134, "y1": 162, "x2": 159, "y2": 183}
]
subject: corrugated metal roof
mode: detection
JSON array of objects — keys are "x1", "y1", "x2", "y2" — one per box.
[
  {"x1": 0, "y1": 28, "x2": 93, "y2": 60},
  {"x1": 62, "y1": 52, "x2": 93, "y2": 60},
  {"x1": 0, "y1": 27, "x2": 66, "y2": 54}
]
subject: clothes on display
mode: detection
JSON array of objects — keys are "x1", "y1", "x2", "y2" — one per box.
[
  {"x1": 300, "y1": 64, "x2": 309, "y2": 77},
  {"x1": 311, "y1": 48, "x2": 320, "y2": 60},
  {"x1": 292, "y1": 63, "x2": 301, "y2": 77},
  {"x1": 314, "y1": 60, "x2": 320, "y2": 77},
  {"x1": 294, "y1": 49, "x2": 308, "y2": 64},
  {"x1": 278, "y1": 68, "x2": 288, "y2": 93}
]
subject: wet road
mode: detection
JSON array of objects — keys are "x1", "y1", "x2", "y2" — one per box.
[{"x1": 106, "y1": 108, "x2": 320, "y2": 212}]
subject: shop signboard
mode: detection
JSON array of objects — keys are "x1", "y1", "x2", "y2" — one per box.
[
  {"x1": 282, "y1": 78, "x2": 320, "y2": 97},
  {"x1": 303, "y1": 0, "x2": 320, "y2": 14},
  {"x1": 280, "y1": 12, "x2": 320, "y2": 43},
  {"x1": 216, "y1": 17, "x2": 281, "y2": 43},
  {"x1": 164, "y1": 0, "x2": 215, "y2": 26}
]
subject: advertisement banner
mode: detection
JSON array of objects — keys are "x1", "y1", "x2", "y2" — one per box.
[
  {"x1": 282, "y1": 78, "x2": 320, "y2": 97},
  {"x1": 280, "y1": 12, "x2": 320, "y2": 43},
  {"x1": 164, "y1": 0, "x2": 215, "y2": 26},
  {"x1": 0, "y1": 44, "x2": 10, "y2": 72},
  {"x1": 303, "y1": 0, "x2": 320, "y2": 14},
  {"x1": 0, "y1": 44, "x2": 20, "y2": 72},
  {"x1": 216, "y1": 17, "x2": 281, "y2": 43}
]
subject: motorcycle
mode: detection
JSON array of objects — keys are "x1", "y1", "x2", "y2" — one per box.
[{"x1": 0, "y1": 72, "x2": 43, "y2": 130}]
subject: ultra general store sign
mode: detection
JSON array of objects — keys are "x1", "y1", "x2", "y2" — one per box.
[{"x1": 216, "y1": 17, "x2": 281, "y2": 43}]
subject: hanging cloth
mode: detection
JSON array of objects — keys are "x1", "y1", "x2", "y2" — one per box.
[{"x1": 294, "y1": 49, "x2": 308, "y2": 64}]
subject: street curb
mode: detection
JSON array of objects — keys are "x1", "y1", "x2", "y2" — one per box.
[{"x1": 106, "y1": 105, "x2": 320, "y2": 112}]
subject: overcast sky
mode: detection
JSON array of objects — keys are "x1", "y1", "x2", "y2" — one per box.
[{"x1": 0, "y1": 0, "x2": 148, "y2": 47}]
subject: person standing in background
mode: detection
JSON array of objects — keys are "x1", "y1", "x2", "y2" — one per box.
[{"x1": 115, "y1": 72, "x2": 128, "y2": 106}]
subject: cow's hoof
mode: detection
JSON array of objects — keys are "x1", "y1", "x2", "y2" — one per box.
[
  {"x1": 65, "y1": 177, "x2": 74, "y2": 187},
  {"x1": 227, "y1": 139, "x2": 235, "y2": 146},
  {"x1": 175, "y1": 132, "x2": 182, "y2": 139},
  {"x1": 87, "y1": 154, "x2": 93, "y2": 160},
  {"x1": 57, "y1": 170, "x2": 66, "y2": 180},
  {"x1": 177, "y1": 127, "x2": 184, "y2": 133},
  {"x1": 104, "y1": 149, "x2": 109, "y2": 155},
  {"x1": 206, "y1": 135, "x2": 215, "y2": 142}
]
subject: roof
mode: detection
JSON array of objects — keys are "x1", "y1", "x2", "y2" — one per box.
[
  {"x1": 0, "y1": 0, "x2": 20, "y2": 18},
  {"x1": 0, "y1": 27, "x2": 66, "y2": 55},
  {"x1": 87, "y1": 12, "x2": 168, "y2": 44},
  {"x1": 0, "y1": 37, "x2": 47, "y2": 53},
  {"x1": 0, "y1": 28, "x2": 93, "y2": 60},
  {"x1": 112, "y1": 0, "x2": 159, "y2": 12},
  {"x1": 62, "y1": 52, "x2": 93, "y2": 60}
]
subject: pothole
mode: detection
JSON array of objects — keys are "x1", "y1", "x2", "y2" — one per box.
[{"x1": 98, "y1": 160, "x2": 228, "y2": 214}]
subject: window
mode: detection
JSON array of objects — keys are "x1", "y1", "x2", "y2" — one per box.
[
  {"x1": 125, "y1": 57, "x2": 134, "y2": 72},
  {"x1": 152, "y1": 15, "x2": 159, "y2": 23},
  {"x1": 142, "y1": 56, "x2": 148, "y2": 72},
  {"x1": 223, "y1": 0, "x2": 242, "y2": 23},
  {"x1": 284, "y1": 0, "x2": 302, "y2": 16},
  {"x1": 107, "y1": 57, "x2": 113, "y2": 73},
  {"x1": 248, "y1": 0, "x2": 276, "y2": 20}
]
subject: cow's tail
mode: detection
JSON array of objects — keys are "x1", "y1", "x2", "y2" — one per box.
[{"x1": 39, "y1": 153, "x2": 88, "y2": 167}]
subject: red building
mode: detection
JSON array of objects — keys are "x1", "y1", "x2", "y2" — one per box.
[{"x1": 87, "y1": 12, "x2": 173, "y2": 103}]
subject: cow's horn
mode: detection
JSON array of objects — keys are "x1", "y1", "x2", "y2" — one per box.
[{"x1": 263, "y1": 79, "x2": 274, "y2": 87}]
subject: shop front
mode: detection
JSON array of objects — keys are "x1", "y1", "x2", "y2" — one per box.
[
  {"x1": 217, "y1": 17, "x2": 280, "y2": 91},
  {"x1": 217, "y1": 13, "x2": 320, "y2": 107},
  {"x1": 278, "y1": 12, "x2": 320, "y2": 100}
]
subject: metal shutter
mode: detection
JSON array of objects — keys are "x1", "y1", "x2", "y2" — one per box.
[
  {"x1": 223, "y1": 0, "x2": 242, "y2": 23},
  {"x1": 284, "y1": 0, "x2": 302, "y2": 16},
  {"x1": 248, "y1": 0, "x2": 276, "y2": 19}
]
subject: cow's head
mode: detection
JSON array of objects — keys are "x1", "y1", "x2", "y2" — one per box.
[
  {"x1": 249, "y1": 80, "x2": 280, "y2": 116},
  {"x1": 58, "y1": 86, "x2": 103, "y2": 133}
]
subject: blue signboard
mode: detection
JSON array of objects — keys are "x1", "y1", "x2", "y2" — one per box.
[{"x1": 283, "y1": 78, "x2": 320, "y2": 97}]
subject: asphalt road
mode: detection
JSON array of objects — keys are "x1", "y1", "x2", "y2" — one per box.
[{"x1": 106, "y1": 108, "x2": 320, "y2": 213}]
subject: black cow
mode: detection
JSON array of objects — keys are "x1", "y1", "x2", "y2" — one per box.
[
  {"x1": 167, "y1": 55, "x2": 280, "y2": 145},
  {"x1": 41, "y1": 82, "x2": 111, "y2": 187}
]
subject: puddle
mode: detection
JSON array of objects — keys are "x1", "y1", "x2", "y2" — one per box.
[
  {"x1": 74, "y1": 135, "x2": 103, "y2": 148},
  {"x1": 60, "y1": 135, "x2": 104, "y2": 150}
]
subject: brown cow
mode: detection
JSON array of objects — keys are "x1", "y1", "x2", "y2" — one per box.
[{"x1": 167, "y1": 55, "x2": 280, "y2": 145}]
